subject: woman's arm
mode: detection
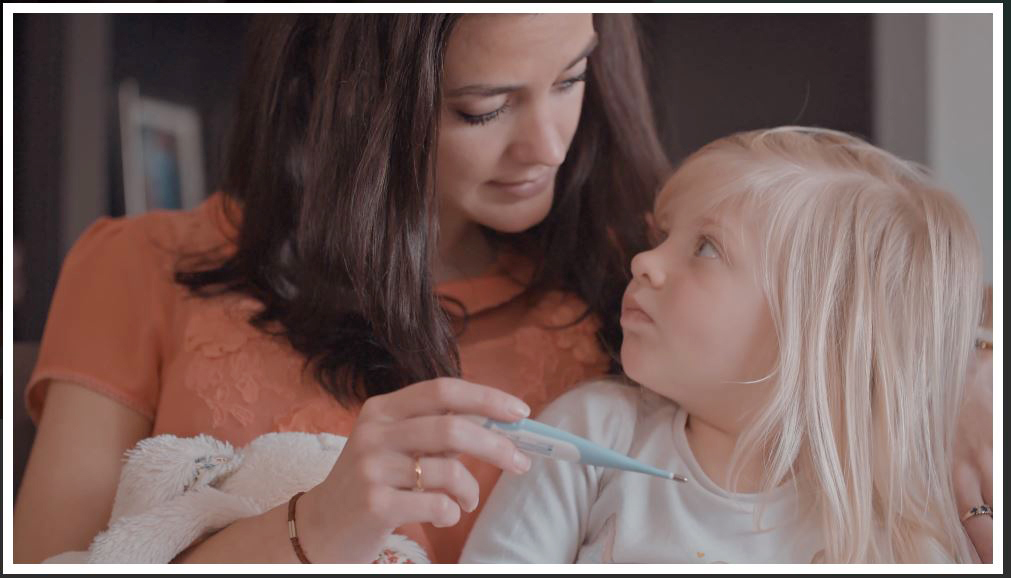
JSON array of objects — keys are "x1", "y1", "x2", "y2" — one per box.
[
  {"x1": 953, "y1": 287, "x2": 994, "y2": 564},
  {"x1": 15, "y1": 381, "x2": 409, "y2": 564},
  {"x1": 177, "y1": 377, "x2": 533, "y2": 563},
  {"x1": 954, "y1": 344, "x2": 993, "y2": 563},
  {"x1": 17, "y1": 377, "x2": 532, "y2": 564},
  {"x1": 13, "y1": 381, "x2": 152, "y2": 563}
]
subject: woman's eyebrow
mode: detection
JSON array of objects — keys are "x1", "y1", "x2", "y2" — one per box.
[
  {"x1": 445, "y1": 82, "x2": 521, "y2": 99},
  {"x1": 445, "y1": 33, "x2": 599, "y2": 99}
]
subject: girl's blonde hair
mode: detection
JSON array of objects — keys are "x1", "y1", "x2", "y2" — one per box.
[{"x1": 663, "y1": 127, "x2": 983, "y2": 563}]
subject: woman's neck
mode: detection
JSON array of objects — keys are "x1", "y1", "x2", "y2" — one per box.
[
  {"x1": 434, "y1": 211, "x2": 497, "y2": 284},
  {"x1": 683, "y1": 413, "x2": 769, "y2": 494}
]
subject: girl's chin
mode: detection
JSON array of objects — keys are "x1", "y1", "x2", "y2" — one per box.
[{"x1": 618, "y1": 345, "x2": 651, "y2": 385}]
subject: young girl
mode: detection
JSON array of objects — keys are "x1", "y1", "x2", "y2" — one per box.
[{"x1": 459, "y1": 127, "x2": 985, "y2": 564}]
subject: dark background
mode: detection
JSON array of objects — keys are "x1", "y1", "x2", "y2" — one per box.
[{"x1": 13, "y1": 13, "x2": 872, "y2": 342}]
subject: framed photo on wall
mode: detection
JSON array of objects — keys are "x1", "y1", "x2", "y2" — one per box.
[{"x1": 118, "y1": 79, "x2": 206, "y2": 215}]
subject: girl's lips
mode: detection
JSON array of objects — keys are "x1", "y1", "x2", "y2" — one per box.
[
  {"x1": 621, "y1": 294, "x2": 654, "y2": 325},
  {"x1": 621, "y1": 306, "x2": 654, "y2": 326}
]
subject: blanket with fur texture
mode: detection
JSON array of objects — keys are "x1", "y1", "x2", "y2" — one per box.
[{"x1": 78, "y1": 432, "x2": 428, "y2": 563}]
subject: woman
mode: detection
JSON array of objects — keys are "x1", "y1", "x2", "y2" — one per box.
[
  {"x1": 16, "y1": 13, "x2": 665, "y2": 563},
  {"x1": 13, "y1": 13, "x2": 991, "y2": 564}
]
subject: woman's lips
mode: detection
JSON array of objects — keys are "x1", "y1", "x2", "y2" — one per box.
[{"x1": 487, "y1": 172, "x2": 552, "y2": 198}]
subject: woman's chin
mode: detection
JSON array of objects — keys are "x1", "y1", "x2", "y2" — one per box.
[{"x1": 477, "y1": 193, "x2": 554, "y2": 233}]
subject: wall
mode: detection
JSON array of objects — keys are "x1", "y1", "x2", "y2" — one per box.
[
  {"x1": 928, "y1": 14, "x2": 994, "y2": 281},
  {"x1": 874, "y1": 13, "x2": 994, "y2": 281}
]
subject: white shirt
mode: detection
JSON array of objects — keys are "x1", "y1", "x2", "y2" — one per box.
[{"x1": 460, "y1": 379, "x2": 824, "y2": 564}]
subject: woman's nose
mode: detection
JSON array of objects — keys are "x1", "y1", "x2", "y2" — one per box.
[
  {"x1": 508, "y1": 102, "x2": 567, "y2": 168},
  {"x1": 630, "y1": 249, "x2": 666, "y2": 288}
]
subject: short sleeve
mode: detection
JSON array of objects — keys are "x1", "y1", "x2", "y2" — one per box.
[{"x1": 25, "y1": 216, "x2": 174, "y2": 424}]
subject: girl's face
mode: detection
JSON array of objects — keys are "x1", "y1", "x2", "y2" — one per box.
[
  {"x1": 620, "y1": 176, "x2": 779, "y2": 432},
  {"x1": 435, "y1": 14, "x2": 595, "y2": 235}
]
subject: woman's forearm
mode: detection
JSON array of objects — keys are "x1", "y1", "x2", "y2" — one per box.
[
  {"x1": 173, "y1": 501, "x2": 295, "y2": 563},
  {"x1": 173, "y1": 487, "x2": 387, "y2": 563}
]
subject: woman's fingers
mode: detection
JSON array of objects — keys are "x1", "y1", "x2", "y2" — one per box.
[
  {"x1": 318, "y1": 378, "x2": 535, "y2": 535},
  {"x1": 360, "y1": 377, "x2": 530, "y2": 423},
  {"x1": 951, "y1": 347, "x2": 993, "y2": 563},
  {"x1": 377, "y1": 455, "x2": 482, "y2": 514},
  {"x1": 972, "y1": 447, "x2": 993, "y2": 564},
  {"x1": 980, "y1": 447, "x2": 993, "y2": 506},
  {"x1": 380, "y1": 489, "x2": 467, "y2": 529},
  {"x1": 953, "y1": 462, "x2": 993, "y2": 563},
  {"x1": 964, "y1": 517, "x2": 993, "y2": 563},
  {"x1": 388, "y1": 415, "x2": 531, "y2": 475}
]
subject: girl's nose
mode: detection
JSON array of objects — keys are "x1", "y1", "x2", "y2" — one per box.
[{"x1": 630, "y1": 249, "x2": 666, "y2": 288}]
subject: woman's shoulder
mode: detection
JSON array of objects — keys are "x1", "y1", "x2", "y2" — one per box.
[
  {"x1": 78, "y1": 192, "x2": 235, "y2": 255},
  {"x1": 63, "y1": 192, "x2": 238, "y2": 279}
]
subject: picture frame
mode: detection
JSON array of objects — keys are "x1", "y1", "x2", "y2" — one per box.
[{"x1": 118, "y1": 79, "x2": 206, "y2": 215}]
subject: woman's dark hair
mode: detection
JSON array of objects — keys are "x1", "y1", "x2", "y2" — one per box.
[{"x1": 176, "y1": 14, "x2": 671, "y2": 407}]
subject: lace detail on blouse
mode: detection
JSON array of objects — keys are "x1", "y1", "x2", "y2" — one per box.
[
  {"x1": 182, "y1": 296, "x2": 301, "y2": 428},
  {"x1": 513, "y1": 291, "x2": 610, "y2": 411}
]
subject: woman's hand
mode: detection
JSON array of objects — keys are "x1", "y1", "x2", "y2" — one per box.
[
  {"x1": 297, "y1": 377, "x2": 533, "y2": 562},
  {"x1": 953, "y1": 347, "x2": 993, "y2": 563}
]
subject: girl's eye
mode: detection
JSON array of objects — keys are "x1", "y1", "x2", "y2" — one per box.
[{"x1": 695, "y1": 237, "x2": 720, "y2": 259}]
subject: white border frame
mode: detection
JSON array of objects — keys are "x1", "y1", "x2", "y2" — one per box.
[{"x1": 3, "y1": 3, "x2": 1002, "y2": 574}]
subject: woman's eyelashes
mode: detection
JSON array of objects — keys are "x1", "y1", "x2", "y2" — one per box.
[
  {"x1": 458, "y1": 102, "x2": 512, "y2": 126},
  {"x1": 456, "y1": 70, "x2": 587, "y2": 126},
  {"x1": 557, "y1": 69, "x2": 588, "y2": 92}
]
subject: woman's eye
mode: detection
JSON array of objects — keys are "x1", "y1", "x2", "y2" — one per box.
[
  {"x1": 458, "y1": 103, "x2": 511, "y2": 126},
  {"x1": 695, "y1": 237, "x2": 720, "y2": 259},
  {"x1": 458, "y1": 71, "x2": 586, "y2": 126},
  {"x1": 557, "y1": 70, "x2": 587, "y2": 93}
]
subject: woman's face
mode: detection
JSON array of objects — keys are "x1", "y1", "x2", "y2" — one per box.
[{"x1": 436, "y1": 14, "x2": 596, "y2": 236}]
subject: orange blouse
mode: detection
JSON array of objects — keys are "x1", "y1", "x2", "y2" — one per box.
[{"x1": 26, "y1": 191, "x2": 611, "y2": 563}]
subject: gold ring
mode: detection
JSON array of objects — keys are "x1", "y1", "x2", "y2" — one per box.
[
  {"x1": 961, "y1": 504, "x2": 993, "y2": 522},
  {"x1": 976, "y1": 328, "x2": 993, "y2": 350},
  {"x1": 413, "y1": 457, "x2": 424, "y2": 492}
]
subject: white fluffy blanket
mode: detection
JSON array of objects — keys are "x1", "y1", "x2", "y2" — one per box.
[{"x1": 65, "y1": 432, "x2": 428, "y2": 564}]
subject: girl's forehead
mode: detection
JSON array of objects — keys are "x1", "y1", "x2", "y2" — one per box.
[
  {"x1": 654, "y1": 159, "x2": 751, "y2": 225},
  {"x1": 654, "y1": 176, "x2": 721, "y2": 224}
]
